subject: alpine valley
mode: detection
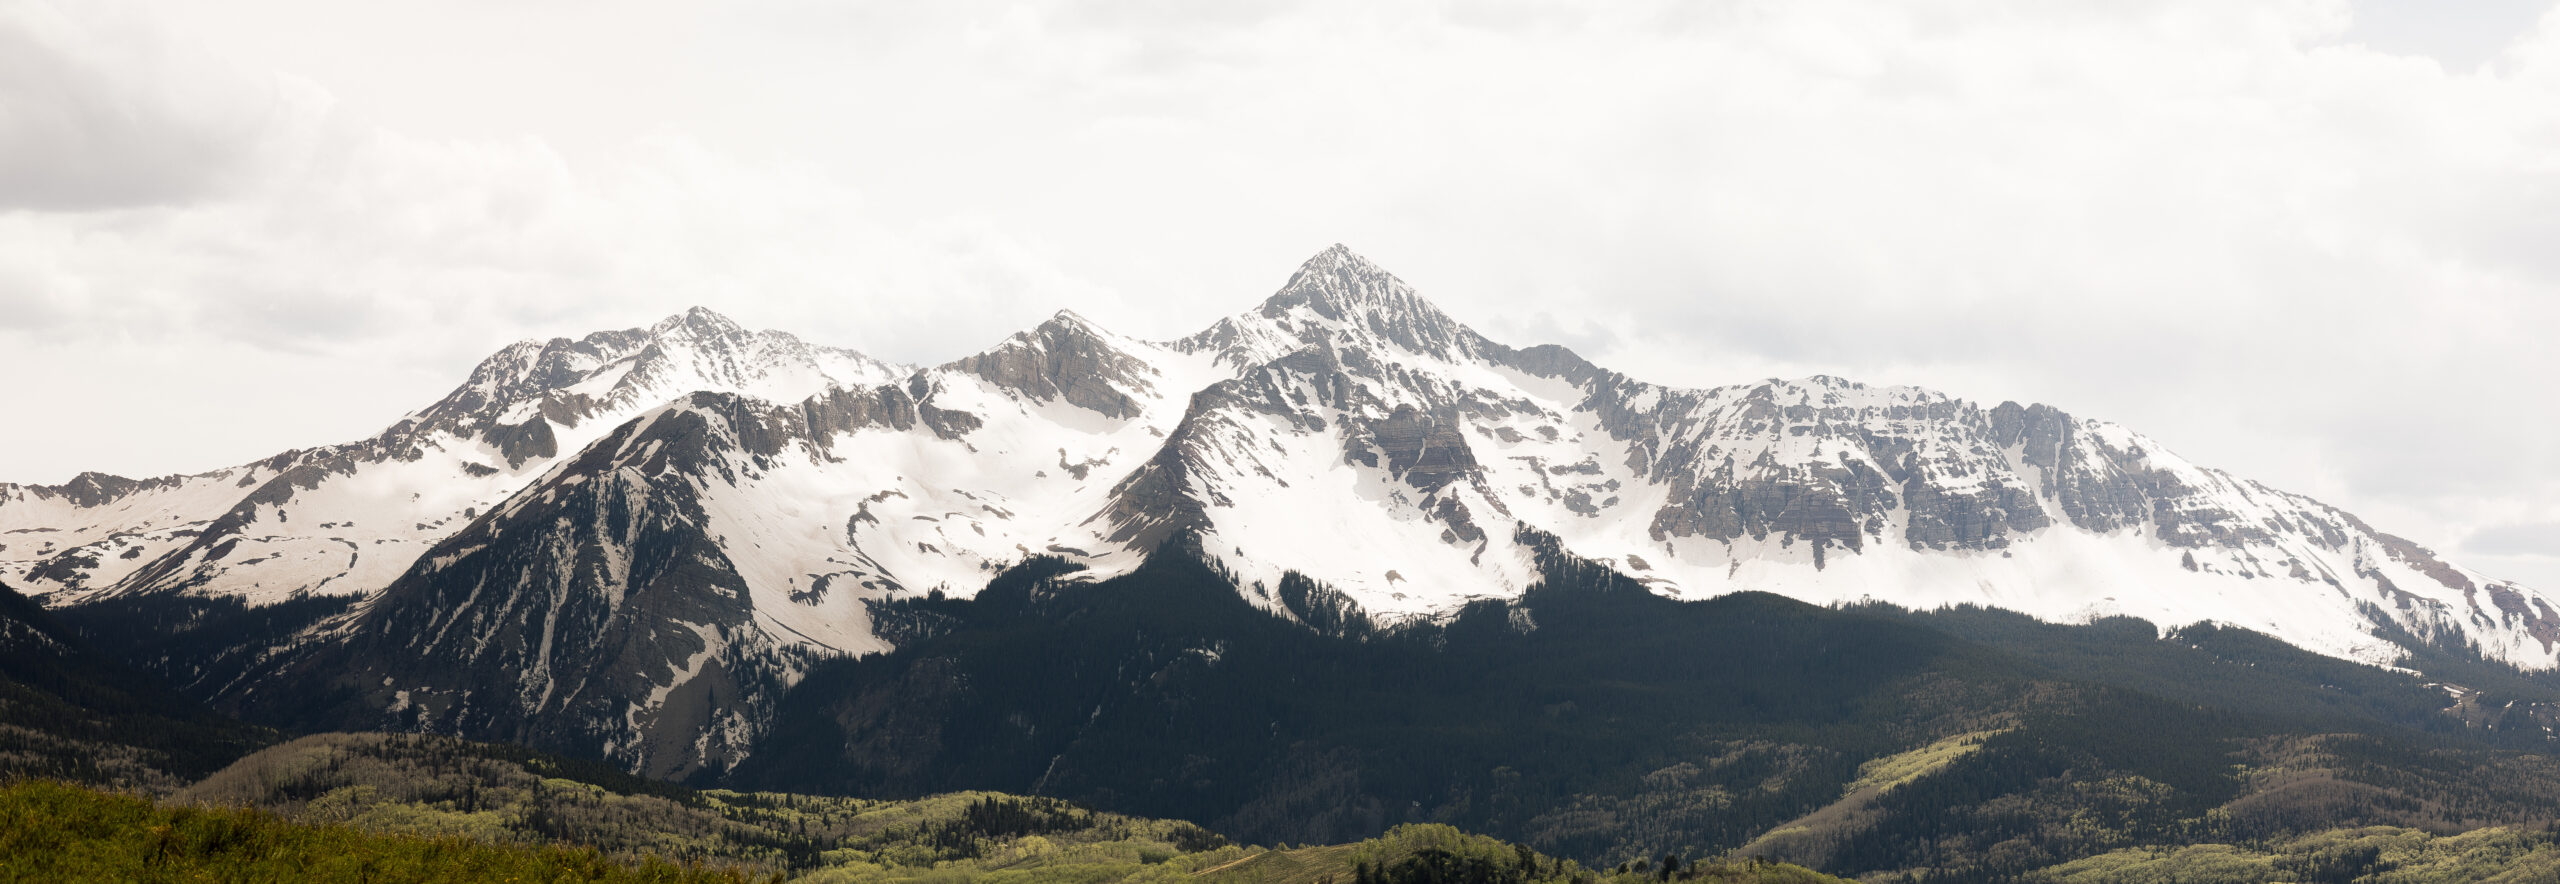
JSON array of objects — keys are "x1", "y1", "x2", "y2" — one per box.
[{"x1": 9, "y1": 246, "x2": 2560, "y2": 882}]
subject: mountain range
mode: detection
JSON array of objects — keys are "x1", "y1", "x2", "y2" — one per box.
[{"x1": 2, "y1": 244, "x2": 2550, "y2": 782}]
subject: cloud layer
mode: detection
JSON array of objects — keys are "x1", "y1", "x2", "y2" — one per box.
[
  {"x1": 0, "y1": 3, "x2": 278, "y2": 210},
  {"x1": 1, "y1": 0, "x2": 2553, "y2": 587}
]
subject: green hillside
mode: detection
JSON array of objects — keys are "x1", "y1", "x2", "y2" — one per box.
[
  {"x1": 1, "y1": 731, "x2": 1843, "y2": 884},
  {"x1": 0, "y1": 777, "x2": 754, "y2": 883}
]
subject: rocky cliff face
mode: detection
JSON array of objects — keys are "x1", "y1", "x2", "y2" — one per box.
[
  {"x1": 948, "y1": 311, "x2": 1165, "y2": 421},
  {"x1": 256, "y1": 400, "x2": 837, "y2": 778}
]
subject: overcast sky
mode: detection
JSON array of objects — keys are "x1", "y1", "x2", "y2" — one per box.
[{"x1": 1, "y1": 0, "x2": 2554, "y2": 589}]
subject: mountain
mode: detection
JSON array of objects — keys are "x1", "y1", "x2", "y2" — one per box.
[
  {"x1": 0, "y1": 308, "x2": 901, "y2": 608},
  {"x1": 1101, "y1": 246, "x2": 2550, "y2": 667},
  {"x1": 10, "y1": 244, "x2": 2554, "y2": 782},
  {"x1": 203, "y1": 309, "x2": 1216, "y2": 776}
]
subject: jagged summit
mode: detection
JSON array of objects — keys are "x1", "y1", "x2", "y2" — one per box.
[
  {"x1": 1260, "y1": 244, "x2": 1444, "y2": 324},
  {"x1": 647, "y1": 305, "x2": 749, "y2": 339},
  {"x1": 1016, "y1": 308, "x2": 1123, "y2": 350},
  {"x1": 1179, "y1": 244, "x2": 1478, "y2": 368},
  {"x1": 416, "y1": 306, "x2": 896, "y2": 443},
  {"x1": 942, "y1": 306, "x2": 1175, "y2": 420},
  {"x1": 945, "y1": 308, "x2": 1125, "y2": 361},
  {"x1": 1264, "y1": 243, "x2": 1392, "y2": 302},
  {"x1": 1310, "y1": 241, "x2": 1368, "y2": 264}
]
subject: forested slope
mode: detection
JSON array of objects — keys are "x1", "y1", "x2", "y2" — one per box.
[
  {"x1": 735, "y1": 536, "x2": 2560, "y2": 881},
  {"x1": 0, "y1": 580, "x2": 277, "y2": 791}
]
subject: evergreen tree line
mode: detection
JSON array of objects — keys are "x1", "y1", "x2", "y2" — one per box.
[{"x1": 734, "y1": 530, "x2": 2560, "y2": 881}]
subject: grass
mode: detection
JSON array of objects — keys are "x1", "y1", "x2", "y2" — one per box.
[{"x1": 0, "y1": 777, "x2": 763, "y2": 883}]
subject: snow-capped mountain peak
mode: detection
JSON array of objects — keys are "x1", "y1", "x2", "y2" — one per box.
[
  {"x1": 648, "y1": 304, "x2": 750, "y2": 340},
  {"x1": 1179, "y1": 245, "x2": 1479, "y2": 370},
  {"x1": 1261, "y1": 243, "x2": 1412, "y2": 314},
  {"x1": 939, "y1": 308, "x2": 1196, "y2": 422},
  {"x1": 0, "y1": 306, "x2": 906, "y2": 610},
  {"x1": 407, "y1": 306, "x2": 896, "y2": 439}
]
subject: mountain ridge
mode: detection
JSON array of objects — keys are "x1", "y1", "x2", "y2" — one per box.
[
  {"x1": 0, "y1": 311, "x2": 906, "y2": 609},
  {"x1": 4, "y1": 244, "x2": 2552, "y2": 779}
]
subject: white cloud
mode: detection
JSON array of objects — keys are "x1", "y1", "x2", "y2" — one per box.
[
  {"x1": 1, "y1": 0, "x2": 2554, "y2": 588},
  {"x1": 2470, "y1": 520, "x2": 2560, "y2": 558},
  {"x1": 0, "y1": 2, "x2": 282, "y2": 209}
]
